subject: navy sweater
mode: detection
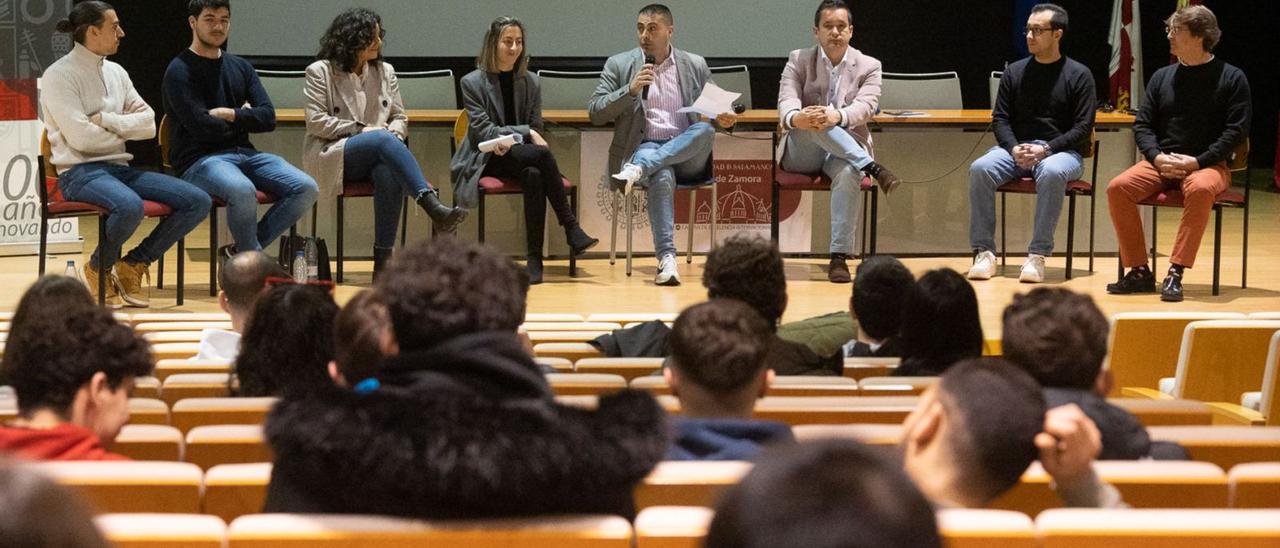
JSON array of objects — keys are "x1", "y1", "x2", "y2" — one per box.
[
  {"x1": 1134, "y1": 57, "x2": 1251, "y2": 168},
  {"x1": 162, "y1": 49, "x2": 276, "y2": 175},
  {"x1": 992, "y1": 56, "x2": 1096, "y2": 156}
]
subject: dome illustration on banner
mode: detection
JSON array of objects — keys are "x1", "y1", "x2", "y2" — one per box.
[{"x1": 714, "y1": 184, "x2": 770, "y2": 224}]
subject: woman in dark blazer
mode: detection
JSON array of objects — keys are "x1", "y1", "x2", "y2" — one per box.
[
  {"x1": 450, "y1": 17, "x2": 598, "y2": 284},
  {"x1": 304, "y1": 8, "x2": 465, "y2": 278}
]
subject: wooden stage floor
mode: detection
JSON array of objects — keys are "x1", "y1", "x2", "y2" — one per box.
[{"x1": 2, "y1": 187, "x2": 1276, "y2": 339}]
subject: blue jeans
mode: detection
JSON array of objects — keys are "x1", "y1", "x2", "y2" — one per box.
[
  {"x1": 342, "y1": 130, "x2": 431, "y2": 248},
  {"x1": 630, "y1": 121, "x2": 715, "y2": 259},
  {"x1": 182, "y1": 148, "x2": 318, "y2": 251},
  {"x1": 968, "y1": 144, "x2": 1083, "y2": 256},
  {"x1": 58, "y1": 162, "x2": 211, "y2": 269},
  {"x1": 781, "y1": 127, "x2": 874, "y2": 254}
]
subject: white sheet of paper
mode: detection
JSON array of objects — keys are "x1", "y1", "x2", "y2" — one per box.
[{"x1": 676, "y1": 82, "x2": 741, "y2": 118}]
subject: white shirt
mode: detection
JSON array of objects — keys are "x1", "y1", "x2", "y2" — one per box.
[
  {"x1": 40, "y1": 43, "x2": 156, "y2": 173},
  {"x1": 191, "y1": 329, "x2": 240, "y2": 363}
]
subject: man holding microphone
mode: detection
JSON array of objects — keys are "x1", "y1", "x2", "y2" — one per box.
[{"x1": 590, "y1": 3, "x2": 737, "y2": 286}]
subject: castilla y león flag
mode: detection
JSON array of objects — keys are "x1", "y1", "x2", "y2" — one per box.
[{"x1": 1108, "y1": 0, "x2": 1144, "y2": 112}]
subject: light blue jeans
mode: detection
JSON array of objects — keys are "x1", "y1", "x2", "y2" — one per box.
[
  {"x1": 629, "y1": 122, "x2": 715, "y2": 259},
  {"x1": 182, "y1": 148, "x2": 318, "y2": 251},
  {"x1": 781, "y1": 127, "x2": 874, "y2": 254},
  {"x1": 968, "y1": 144, "x2": 1083, "y2": 256},
  {"x1": 59, "y1": 162, "x2": 211, "y2": 269},
  {"x1": 342, "y1": 130, "x2": 432, "y2": 248}
]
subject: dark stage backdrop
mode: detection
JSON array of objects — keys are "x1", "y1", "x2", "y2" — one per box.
[{"x1": 110, "y1": 0, "x2": 1276, "y2": 170}]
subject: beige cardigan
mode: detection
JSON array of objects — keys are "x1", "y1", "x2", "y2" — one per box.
[{"x1": 302, "y1": 59, "x2": 408, "y2": 198}]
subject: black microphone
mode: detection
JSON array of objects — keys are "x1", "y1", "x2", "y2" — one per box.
[
  {"x1": 732, "y1": 102, "x2": 746, "y2": 114},
  {"x1": 642, "y1": 55, "x2": 655, "y2": 100}
]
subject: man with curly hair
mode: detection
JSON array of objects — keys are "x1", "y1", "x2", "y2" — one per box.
[
  {"x1": 0, "y1": 305, "x2": 153, "y2": 460},
  {"x1": 703, "y1": 234, "x2": 841, "y2": 375},
  {"x1": 665, "y1": 299, "x2": 794, "y2": 461},
  {"x1": 264, "y1": 236, "x2": 668, "y2": 520}
]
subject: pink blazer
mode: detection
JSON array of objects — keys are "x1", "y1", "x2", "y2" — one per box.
[{"x1": 777, "y1": 46, "x2": 882, "y2": 154}]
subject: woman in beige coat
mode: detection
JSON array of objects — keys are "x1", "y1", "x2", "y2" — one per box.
[{"x1": 303, "y1": 8, "x2": 464, "y2": 278}]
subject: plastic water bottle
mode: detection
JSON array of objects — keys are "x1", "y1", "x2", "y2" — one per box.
[
  {"x1": 292, "y1": 250, "x2": 307, "y2": 282},
  {"x1": 64, "y1": 259, "x2": 84, "y2": 283},
  {"x1": 304, "y1": 238, "x2": 319, "y2": 281}
]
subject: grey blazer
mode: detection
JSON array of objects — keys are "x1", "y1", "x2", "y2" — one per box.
[
  {"x1": 449, "y1": 69, "x2": 542, "y2": 210},
  {"x1": 587, "y1": 47, "x2": 713, "y2": 186},
  {"x1": 302, "y1": 59, "x2": 409, "y2": 199}
]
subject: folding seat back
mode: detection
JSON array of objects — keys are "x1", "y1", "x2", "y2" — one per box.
[{"x1": 227, "y1": 513, "x2": 632, "y2": 548}]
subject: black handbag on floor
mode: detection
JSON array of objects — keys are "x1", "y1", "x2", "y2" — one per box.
[{"x1": 277, "y1": 235, "x2": 333, "y2": 281}]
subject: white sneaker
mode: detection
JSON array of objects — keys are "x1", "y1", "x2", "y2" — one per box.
[
  {"x1": 1019, "y1": 254, "x2": 1046, "y2": 283},
  {"x1": 655, "y1": 254, "x2": 681, "y2": 286},
  {"x1": 967, "y1": 250, "x2": 997, "y2": 280},
  {"x1": 613, "y1": 163, "x2": 643, "y2": 194}
]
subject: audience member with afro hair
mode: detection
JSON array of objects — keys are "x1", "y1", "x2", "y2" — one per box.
[{"x1": 264, "y1": 236, "x2": 667, "y2": 520}]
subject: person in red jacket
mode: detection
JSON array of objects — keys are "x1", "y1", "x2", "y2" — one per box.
[{"x1": 0, "y1": 283, "x2": 152, "y2": 461}]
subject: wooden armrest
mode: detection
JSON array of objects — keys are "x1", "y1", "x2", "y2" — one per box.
[
  {"x1": 1204, "y1": 402, "x2": 1266, "y2": 426},
  {"x1": 1120, "y1": 387, "x2": 1172, "y2": 400}
]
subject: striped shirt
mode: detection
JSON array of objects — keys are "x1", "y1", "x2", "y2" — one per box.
[{"x1": 642, "y1": 49, "x2": 687, "y2": 141}]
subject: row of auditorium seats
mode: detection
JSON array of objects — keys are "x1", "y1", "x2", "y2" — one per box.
[
  {"x1": 29, "y1": 459, "x2": 1280, "y2": 521},
  {"x1": 92, "y1": 507, "x2": 1280, "y2": 548},
  {"x1": 92, "y1": 508, "x2": 1280, "y2": 548},
  {"x1": 0, "y1": 392, "x2": 1231, "y2": 434}
]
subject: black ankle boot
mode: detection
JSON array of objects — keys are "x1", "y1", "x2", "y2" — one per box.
[
  {"x1": 417, "y1": 190, "x2": 467, "y2": 234},
  {"x1": 526, "y1": 254, "x2": 544, "y2": 285},
  {"x1": 372, "y1": 247, "x2": 393, "y2": 282},
  {"x1": 566, "y1": 224, "x2": 599, "y2": 256}
]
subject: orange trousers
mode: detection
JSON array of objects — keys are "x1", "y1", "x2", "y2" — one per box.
[{"x1": 1106, "y1": 161, "x2": 1230, "y2": 269}]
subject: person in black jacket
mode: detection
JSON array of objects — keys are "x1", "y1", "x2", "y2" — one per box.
[
  {"x1": 162, "y1": 0, "x2": 317, "y2": 257},
  {"x1": 842, "y1": 256, "x2": 914, "y2": 358},
  {"x1": 967, "y1": 3, "x2": 1095, "y2": 284},
  {"x1": 263, "y1": 236, "x2": 667, "y2": 519},
  {"x1": 1001, "y1": 287, "x2": 1186, "y2": 460}
]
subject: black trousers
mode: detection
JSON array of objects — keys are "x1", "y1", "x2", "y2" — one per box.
[{"x1": 481, "y1": 143, "x2": 576, "y2": 254}]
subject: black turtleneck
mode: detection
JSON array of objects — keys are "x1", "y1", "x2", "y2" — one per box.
[{"x1": 498, "y1": 70, "x2": 517, "y2": 125}]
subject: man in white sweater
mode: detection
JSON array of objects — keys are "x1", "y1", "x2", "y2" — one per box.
[{"x1": 41, "y1": 1, "x2": 209, "y2": 307}]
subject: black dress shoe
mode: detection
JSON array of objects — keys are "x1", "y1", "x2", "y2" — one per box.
[
  {"x1": 1160, "y1": 274, "x2": 1184, "y2": 302},
  {"x1": 1106, "y1": 268, "x2": 1156, "y2": 294}
]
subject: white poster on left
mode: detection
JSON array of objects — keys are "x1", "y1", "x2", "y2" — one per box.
[{"x1": 0, "y1": 119, "x2": 81, "y2": 258}]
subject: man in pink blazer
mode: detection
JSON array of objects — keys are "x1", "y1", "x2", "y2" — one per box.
[{"x1": 778, "y1": 0, "x2": 900, "y2": 283}]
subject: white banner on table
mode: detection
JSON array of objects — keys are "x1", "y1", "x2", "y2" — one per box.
[
  {"x1": 577, "y1": 130, "x2": 811, "y2": 256},
  {"x1": 0, "y1": 119, "x2": 81, "y2": 257}
]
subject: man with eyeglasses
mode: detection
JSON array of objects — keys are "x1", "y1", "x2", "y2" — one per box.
[
  {"x1": 967, "y1": 3, "x2": 1094, "y2": 284},
  {"x1": 777, "y1": 0, "x2": 902, "y2": 284},
  {"x1": 1106, "y1": 4, "x2": 1250, "y2": 302}
]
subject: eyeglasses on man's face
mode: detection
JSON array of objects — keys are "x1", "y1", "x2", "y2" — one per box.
[
  {"x1": 1165, "y1": 25, "x2": 1185, "y2": 35},
  {"x1": 1025, "y1": 26, "x2": 1055, "y2": 36}
]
